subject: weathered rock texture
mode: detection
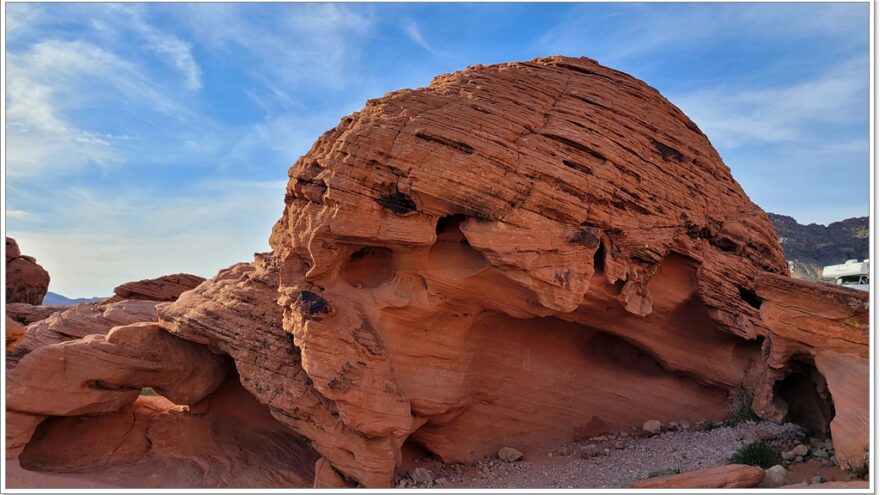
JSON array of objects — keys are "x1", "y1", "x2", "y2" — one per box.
[
  {"x1": 248, "y1": 55, "x2": 795, "y2": 486},
  {"x1": 6, "y1": 237, "x2": 50, "y2": 305},
  {"x1": 7, "y1": 299, "x2": 159, "y2": 369},
  {"x1": 6, "y1": 303, "x2": 67, "y2": 326},
  {"x1": 5, "y1": 56, "x2": 870, "y2": 488},
  {"x1": 627, "y1": 464, "x2": 765, "y2": 488},
  {"x1": 752, "y1": 272, "x2": 869, "y2": 471},
  {"x1": 112, "y1": 273, "x2": 205, "y2": 302},
  {"x1": 7, "y1": 374, "x2": 318, "y2": 488}
]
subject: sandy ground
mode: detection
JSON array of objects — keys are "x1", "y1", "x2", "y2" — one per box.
[{"x1": 395, "y1": 420, "x2": 859, "y2": 489}]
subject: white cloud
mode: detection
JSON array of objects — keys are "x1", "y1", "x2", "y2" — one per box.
[
  {"x1": 121, "y1": 6, "x2": 203, "y2": 91},
  {"x1": 534, "y1": 4, "x2": 867, "y2": 66},
  {"x1": 178, "y1": 3, "x2": 374, "y2": 91},
  {"x1": 5, "y1": 37, "x2": 205, "y2": 177},
  {"x1": 6, "y1": 210, "x2": 31, "y2": 219},
  {"x1": 402, "y1": 19, "x2": 442, "y2": 57},
  {"x1": 671, "y1": 56, "x2": 867, "y2": 148}
]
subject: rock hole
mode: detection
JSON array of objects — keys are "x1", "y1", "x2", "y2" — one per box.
[
  {"x1": 343, "y1": 247, "x2": 394, "y2": 289},
  {"x1": 775, "y1": 356, "x2": 835, "y2": 436},
  {"x1": 428, "y1": 215, "x2": 489, "y2": 277},
  {"x1": 377, "y1": 192, "x2": 417, "y2": 215},
  {"x1": 593, "y1": 241, "x2": 606, "y2": 276},
  {"x1": 738, "y1": 286, "x2": 763, "y2": 310}
]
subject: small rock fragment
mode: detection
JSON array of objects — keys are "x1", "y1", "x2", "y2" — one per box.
[
  {"x1": 762, "y1": 465, "x2": 789, "y2": 488},
  {"x1": 643, "y1": 419, "x2": 662, "y2": 434},
  {"x1": 792, "y1": 444, "x2": 809, "y2": 457},
  {"x1": 755, "y1": 428, "x2": 776, "y2": 440},
  {"x1": 411, "y1": 467, "x2": 434, "y2": 484},
  {"x1": 578, "y1": 444, "x2": 600, "y2": 459},
  {"x1": 497, "y1": 447, "x2": 523, "y2": 462}
]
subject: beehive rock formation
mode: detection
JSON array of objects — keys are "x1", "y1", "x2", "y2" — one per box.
[
  {"x1": 6, "y1": 237, "x2": 50, "y2": 305},
  {"x1": 262, "y1": 55, "x2": 790, "y2": 485},
  {"x1": 5, "y1": 56, "x2": 869, "y2": 488}
]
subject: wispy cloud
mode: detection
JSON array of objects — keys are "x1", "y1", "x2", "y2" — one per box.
[
  {"x1": 402, "y1": 19, "x2": 443, "y2": 57},
  {"x1": 671, "y1": 56, "x2": 868, "y2": 148},
  {"x1": 6, "y1": 210, "x2": 31, "y2": 219},
  {"x1": 534, "y1": 3, "x2": 867, "y2": 67}
]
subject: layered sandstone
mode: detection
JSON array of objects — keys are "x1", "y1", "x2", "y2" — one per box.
[
  {"x1": 253, "y1": 55, "x2": 790, "y2": 485},
  {"x1": 112, "y1": 273, "x2": 205, "y2": 302},
  {"x1": 6, "y1": 237, "x2": 50, "y2": 305},
  {"x1": 752, "y1": 273, "x2": 869, "y2": 471}
]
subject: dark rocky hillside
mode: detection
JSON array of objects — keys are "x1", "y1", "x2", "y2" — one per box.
[{"x1": 768, "y1": 213, "x2": 869, "y2": 280}]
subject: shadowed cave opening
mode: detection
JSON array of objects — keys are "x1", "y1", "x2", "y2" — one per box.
[
  {"x1": 343, "y1": 247, "x2": 394, "y2": 288},
  {"x1": 18, "y1": 368, "x2": 319, "y2": 488},
  {"x1": 737, "y1": 286, "x2": 763, "y2": 310},
  {"x1": 775, "y1": 356, "x2": 835, "y2": 436},
  {"x1": 395, "y1": 310, "x2": 730, "y2": 463}
]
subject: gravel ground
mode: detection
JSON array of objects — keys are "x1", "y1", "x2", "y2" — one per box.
[{"x1": 396, "y1": 421, "x2": 812, "y2": 489}]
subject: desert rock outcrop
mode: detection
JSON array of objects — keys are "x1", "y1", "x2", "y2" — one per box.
[
  {"x1": 6, "y1": 237, "x2": 50, "y2": 305},
  {"x1": 255, "y1": 55, "x2": 789, "y2": 485},
  {"x1": 112, "y1": 273, "x2": 205, "y2": 302},
  {"x1": 752, "y1": 272, "x2": 869, "y2": 471}
]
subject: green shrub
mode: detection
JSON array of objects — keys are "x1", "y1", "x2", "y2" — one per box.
[
  {"x1": 729, "y1": 441, "x2": 781, "y2": 468},
  {"x1": 140, "y1": 387, "x2": 157, "y2": 396},
  {"x1": 727, "y1": 387, "x2": 758, "y2": 424}
]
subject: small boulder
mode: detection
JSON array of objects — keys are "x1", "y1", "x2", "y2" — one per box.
[
  {"x1": 755, "y1": 428, "x2": 776, "y2": 440},
  {"x1": 810, "y1": 475, "x2": 825, "y2": 485},
  {"x1": 679, "y1": 420, "x2": 691, "y2": 431},
  {"x1": 411, "y1": 468, "x2": 434, "y2": 484},
  {"x1": 577, "y1": 444, "x2": 600, "y2": 459},
  {"x1": 497, "y1": 447, "x2": 523, "y2": 462},
  {"x1": 795, "y1": 455, "x2": 803, "y2": 463},
  {"x1": 642, "y1": 419, "x2": 662, "y2": 434},
  {"x1": 781, "y1": 451, "x2": 795, "y2": 461},
  {"x1": 792, "y1": 444, "x2": 809, "y2": 457},
  {"x1": 762, "y1": 465, "x2": 789, "y2": 488},
  {"x1": 811, "y1": 448, "x2": 829, "y2": 459}
]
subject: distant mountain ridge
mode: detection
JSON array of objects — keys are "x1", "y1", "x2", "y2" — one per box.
[
  {"x1": 42, "y1": 292, "x2": 105, "y2": 305},
  {"x1": 768, "y1": 213, "x2": 869, "y2": 280}
]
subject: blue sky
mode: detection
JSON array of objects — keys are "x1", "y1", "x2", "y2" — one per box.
[{"x1": 4, "y1": 2, "x2": 870, "y2": 297}]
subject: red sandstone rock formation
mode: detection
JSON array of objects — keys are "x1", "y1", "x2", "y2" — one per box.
[
  {"x1": 258, "y1": 55, "x2": 788, "y2": 485},
  {"x1": 752, "y1": 272, "x2": 869, "y2": 471},
  {"x1": 112, "y1": 273, "x2": 205, "y2": 302},
  {"x1": 7, "y1": 299, "x2": 160, "y2": 369},
  {"x1": 4, "y1": 56, "x2": 869, "y2": 489},
  {"x1": 7, "y1": 373, "x2": 317, "y2": 488},
  {"x1": 6, "y1": 237, "x2": 50, "y2": 305},
  {"x1": 627, "y1": 464, "x2": 765, "y2": 488},
  {"x1": 6, "y1": 303, "x2": 67, "y2": 326}
]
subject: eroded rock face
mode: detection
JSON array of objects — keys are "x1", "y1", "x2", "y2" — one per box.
[
  {"x1": 112, "y1": 273, "x2": 205, "y2": 302},
  {"x1": 752, "y1": 273, "x2": 869, "y2": 471},
  {"x1": 258, "y1": 56, "x2": 789, "y2": 485},
  {"x1": 6, "y1": 237, "x2": 50, "y2": 305},
  {"x1": 7, "y1": 299, "x2": 160, "y2": 369},
  {"x1": 8, "y1": 374, "x2": 318, "y2": 488},
  {"x1": 7, "y1": 322, "x2": 228, "y2": 417}
]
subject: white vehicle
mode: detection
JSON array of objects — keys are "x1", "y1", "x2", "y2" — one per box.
[{"x1": 821, "y1": 259, "x2": 869, "y2": 291}]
